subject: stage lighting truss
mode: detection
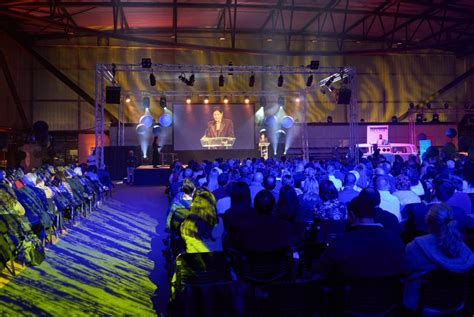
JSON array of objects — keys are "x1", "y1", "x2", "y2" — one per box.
[{"x1": 318, "y1": 66, "x2": 355, "y2": 88}]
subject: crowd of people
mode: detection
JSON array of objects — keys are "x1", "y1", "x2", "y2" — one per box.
[
  {"x1": 165, "y1": 146, "x2": 474, "y2": 314},
  {"x1": 0, "y1": 164, "x2": 111, "y2": 270}
]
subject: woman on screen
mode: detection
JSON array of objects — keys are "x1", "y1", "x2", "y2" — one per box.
[{"x1": 204, "y1": 106, "x2": 235, "y2": 138}]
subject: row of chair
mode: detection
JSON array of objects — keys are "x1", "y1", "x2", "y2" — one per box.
[{"x1": 169, "y1": 250, "x2": 474, "y2": 317}]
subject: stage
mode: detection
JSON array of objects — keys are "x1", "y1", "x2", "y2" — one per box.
[{"x1": 134, "y1": 165, "x2": 171, "y2": 186}]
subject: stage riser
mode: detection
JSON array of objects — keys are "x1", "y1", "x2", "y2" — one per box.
[
  {"x1": 134, "y1": 168, "x2": 170, "y2": 186},
  {"x1": 174, "y1": 150, "x2": 260, "y2": 163}
]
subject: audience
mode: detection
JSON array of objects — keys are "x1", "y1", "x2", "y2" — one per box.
[
  {"x1": 314, "y1": 180, "x2": 347, "y2": 221},
  {"x1": 376, "y1": 175, "x2": 402, "y2": 222},
  {"x1": 338, "y1": 172, "x2": 359, "y2": 205}
]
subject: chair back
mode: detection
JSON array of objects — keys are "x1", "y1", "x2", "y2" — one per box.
[
  {"x1": 315, "y1": 220, "x2": 347, "y2": 245},
  {"x1": 238, "y1": 249, "x2": 292, "y2": 284},
  {"x1": 419, "y1": 270, "x2": 471, "y2": 315},
  {"x1": 175, "y1": 251, "x2": 234, "y2": 290},
  {"x1": 334, "y1": 275, "x2": 402, "y2": 316}
]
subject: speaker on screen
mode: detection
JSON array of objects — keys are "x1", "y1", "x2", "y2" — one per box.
[
  {"x1": 106, "y1": 86, "x2": 121, "y2": 104},
  {"x1": 337, "y1": 88, "x2": 352, "y2": 104}
]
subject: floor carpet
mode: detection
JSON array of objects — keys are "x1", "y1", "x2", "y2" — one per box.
[{"x1": 0, "y1": 184, "x2": 170, "y2": 317}]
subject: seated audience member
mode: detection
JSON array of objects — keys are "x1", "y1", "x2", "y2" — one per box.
[
  {"x1": 314, "y1": 180, "x2": 347, "y2": 221},
  {"x1": 393, "y1": 174, "x2": 421, "y2": 209},
  {"x1": 427, "y1": 177, "x2": 474, "y2": 233},
  {"x1": 222, "y1": 181, "x2": 255, "y2": 248},
  {"x1": 358, "y1": 187, "x2": 402, "y2": 237},
  {"x1": 447, "y1": 175, "x2": 472, "y2": 215},
  {"x1": 326, "y1": 164, "x2": 342, "y2": 191},
  {"x1": 298, "y1": 177, "x2": 320, "y2": 223},
  {"x1": 376, "y1": 175, "x2": 401, "y2": 222},
  {"x1": 404, "y1": 204, "x2": 474, "y2": 311},
  {"x1": 263, "y1": 174, "x2": 279, "y2": 203},
  {"x1": 316, "y1": 195, "x2": 405, "y2": 279},
  {"x1": 338, "y1": 173, "x2": 359, "y2": 205},
  {"x1": 249, "y1": 172, "x2": 265, "y2": 206},
  {"x1": 237, "y1": 190, "x2": 291, "y2": 252},
  {"x1": 166, "y1": 178, "x2": 195, "y2": 231},
  {"x1": 206, "y1": 168, "x2": 220, "y2": 193},
  {"x1": 180, "y1": 188, "x2": 224, "y2": 253},
  {"x1": 276, "y1": 185, "x2": 305, "y2": 246},
  {"x1": 212, "y1": 172, "x2": 229, "y2": 202}
]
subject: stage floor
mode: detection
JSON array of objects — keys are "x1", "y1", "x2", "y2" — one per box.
[{"x1": 134, "y1": 165, "x2": 171, "y2": 186}]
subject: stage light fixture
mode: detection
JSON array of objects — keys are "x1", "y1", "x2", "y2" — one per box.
[
  {"x1": 149, "y1": 72, "x2": 156, "y2": 87},
  {"x1": 306, "y1": 74, "x2": 313, "y2": 87},
  {"x1": 141, "y1": 58, "x2": 152, "y2": 68},
  {"x1": 223, "y1": 96, "x2": 229, "y2": 104},
  {"x1": 142, "y1": 97, "x2": 150, "y2": 109},
  {"x1": 325, "y1": 76, "x2": 335, "y2": 87},
  {"x1": 244, "y1": 97, "x2": 250, "y2": 104},
  {"x1": 327, "y1": 116, "x2": 333, "y2": 123},
  {"x1": 219, "y1": 74, "x2": 225, "y2": 87},
  {"x1": 295, "y1": 97, "x2": 301, "y2": 103},
  {"x1": 204, "y1": 97, "x2": 209, "y2": 104},
  {"x1": 186, "y1": 97, "x2": 192, "y2": 104},
  {"x1": 391, "y1": 115, "x2": 398, "y2": 123},
  {"x1": 432, "y1": 113, "x2": 440, "y2": 123},
  {"x1": 249, "y1": 73, "x2": 255, "y2": 87},
  {"x1": 426, "y1": 103, "x2": 432, "y2": 109},
  {"x1": 409, "y1": 102, "x2": 415, "y2": 109},
  {"x1": 309, "y1": 60, "x2": 320, "y2": 70},
  {"x1": 444, "y1": 103, "x2": 449, "y2": 109},
  {"x1": 278, "y1": 96, "x2": 285, "y2": 108},
  {"x1": 416, "y1": 113, "x2": 423, "y2": 123},
  {"x1": 125, "y1": 95, "x2": 131, "y2": 103},
  {"x1": 228, "y1": 61, "x2": 233, "y2": 76},
  {"x1": 187, "y1": 74, "x2": 195, "y2": 86},
  {"x1": 160, "y1": 96, "x2": 167, "y2": 108},
  {"x1": 277, "y1": 73, "x2": 284, "y2": 87}
]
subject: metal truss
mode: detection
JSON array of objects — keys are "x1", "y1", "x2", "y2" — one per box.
[{"x1": 1, "y1": 1, "x2": 473, "y2": 56}]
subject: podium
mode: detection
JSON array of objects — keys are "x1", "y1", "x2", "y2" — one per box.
[
  {"x1": 200, "y1": 137, "x2": 236, "y2": 149},
  {"x1": 259, "y1": 142, "x2": 270, "y2": 159}
]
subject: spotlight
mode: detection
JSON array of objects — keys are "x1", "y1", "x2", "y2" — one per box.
[
  {"x1": 432, "y1": 113, "x2": 440, "y2": 123},
  {"x1": 179, "y1": 73, "x2": 187, "y2": 84},
  {"x1": 160, "y1": 96, "x2": 167, "y2": 108},
  {"x1": 219, "y1": 74, "x2": 225, "y2": 87},
  {"x1": 327, "y1": 116, "x2": 333, "y2": 123},
  {"x1": 125, "y1": 95, "x2": 131, "y2": 103},
  {"x1": 141, "y1": 58, "x2": 152, "y2": 68},
  {"x1": 249, "y1": 73, "x2": 255, "y2": 87},
  {"x1": 149, "y1": 72, "x2": 156, "y2": 87},
  {"x1": 391, "y1": 115, "x2": 398, "y2": 123},
  {"x1": 204, "y1": 97, "x2": 209, "y2": 104},
  {"x1": 416, "y1": 113, "x2": 423, "y2": 123},
  {"x1": 325, "y1": 76, "x2": 335, "y2": 87},
  {"x1": 228, "y1": 61, "x2": 233, "y2": 76},
  {"x1": 444, "y1": 102, "x2": 449, "y2": 109},
  {"x1": 186, "y1": 97, "x2": 191, "y2": 104},
  {"x1": 295, "y1": 97, "x2": 301, "y2": 103},
  {"x1": 277, "y1": 73, "x2": 284, "y2": 87},
  {"x1": 306, "y1": 74, "x2": 313, "y2": 87},
  {"x1": 309, "y1": 60, "x2": 320, "y2": 70},
  {"x1": 244, "y1": 96, "x2": 250, "y2": 104},
  {"x1": 223, "y1": 96, "x2": 229, "y2": 104},
  {"x1": 409, "y1": 102, "x2": 415, "y2": 109},
  {"x1": 426, "y1": 103, "x2": 432, "y2": 109},
  {"x1": 187, "y1": 74, "x2": 195, "y2": 86}
]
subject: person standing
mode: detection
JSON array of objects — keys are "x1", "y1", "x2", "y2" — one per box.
[
  {"x1": 152, "y1": 136, "x2": 160, "y2": 168},
  {"x1": 126, "y1": 150, "x2": 137, "y2": 185}
]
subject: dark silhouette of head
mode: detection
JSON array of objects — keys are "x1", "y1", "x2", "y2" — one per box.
[
  {"x1": 217, "y1": 172, "x2": 229, "y2": 187},
  {"x1": 230, "y1": 181, "x2": 251, "y2": 209},
  {"x1": 349, "y1": 195, "x2": 375, "y2": 220},
  {"x1": 254, "y1": 190, "x2": 275, "y2": 215},
  {"x1": 264, "y1": 174, "x2": 277, "y2": 191},
  {"x1": 434, "y1": 177, "x2": 455, "y2": 202},
  {"x1": 343, "y1": 172, "x2": 356, "y2": 186},
  {"x1": 319, "y1": 180, "x2": 338, "y2": 201},
  {"x1": 276, "y1": 185, "x2": 299, "y2": 222},
  {"x1": 358, "y1": 187, "x2": 381, "y2": 208}
]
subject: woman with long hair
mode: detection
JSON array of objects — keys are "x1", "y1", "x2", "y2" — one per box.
[
  {"x1": 404, "y1": 204, "x2": 474, "y2": 310},
  {"x1": 180, "y1": 188, "x2": 223, "y2": 253}
]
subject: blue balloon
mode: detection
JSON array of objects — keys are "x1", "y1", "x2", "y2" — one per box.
[
  {"x1": 152, "y1": 125, "x2": 162, "y2": 136},
  {"x1": 139, "y1": 114, "x2": 154, "y2": 128},
  {"x1": 136, "y1": 123, "x2": 147, "y2": 135},
  {"x1": 159, "y1": 113, "x2": 173, "y2": 127},
  {"x1": 264, "y1": 115, "x2": 277, "y2": 127},
  {"x1": 281, "y1": 115, "x2": 295, "y2": 129}
]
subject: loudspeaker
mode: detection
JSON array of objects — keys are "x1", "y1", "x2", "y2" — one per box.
[
  {"x1": 337, "y1": 88, "x2": 352, "y2": 104},
  {"x1": 106, "y1": 86, "x2": 121, "y2": 104}
]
